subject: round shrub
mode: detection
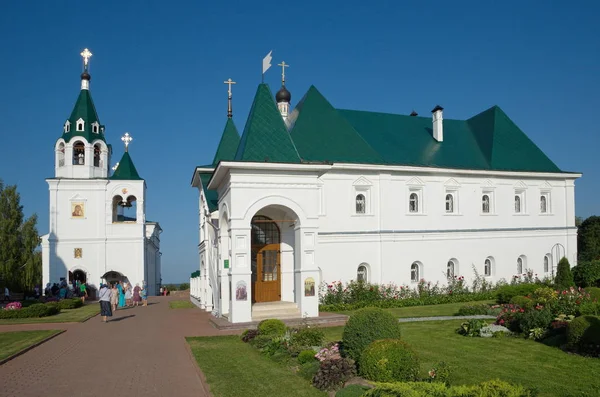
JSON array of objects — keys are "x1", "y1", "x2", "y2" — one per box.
[
  {"x1": 257, "y1": 319, "x2": 286, "y2": 336},
  {"x1": 57, "y1": 298, "x2": 83, "y2": 310},
  {"x1": 495, "y1": 284, "x2": 540, "y2": 304},
  {"x1": 359, "y1": 339, "x2": 419, "y2": 382},
  {"x1": 297, "y1": 349, "x2": 317, "y2": 365},
  {"x1": 342, "y1": 307, "x2": 402, "y2": 362},
  {"x1": 291, "y1": 326, "x2": 325, "y2": 347},
  {"x1": 585, "y1": 287, "x2": 600, "y2": 301},
  {"x1": 509, "y1": 296, "x2": 534, "y2": 310},
  {"x1": 566, "y1": 315, "x2": 600, "y2": 351}
]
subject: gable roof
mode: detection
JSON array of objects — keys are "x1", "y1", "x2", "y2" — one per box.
[
  {"x1": 62, "y1": 89, "x2": 106, "y2": 143},
  {"x1": 110, "y1": 151, "x2": 142, "y2": 180},
  {"x1": 212, "y1": 118, "x2": 240, "y2": 165},
  {"x1": 234, "y1": 84, "x2": 300, "y2": 163},
  {"x1": 199, "y1": 172, "x2": 218, "y2": 212}
]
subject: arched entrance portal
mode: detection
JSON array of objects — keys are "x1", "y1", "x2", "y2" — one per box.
[
  {"x1": 251, "y1": 216, "x2": 281, "y2": 303},
  {"x1": 101, "y1": 271, "x2": 128, "y2": 286},
  {"x1": 70, "y1": 269, "x2": 87, "y2": 284}
]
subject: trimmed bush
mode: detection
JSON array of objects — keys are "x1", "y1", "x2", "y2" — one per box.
[
  {"x1": 455, "y1": 303, "x2": 490, "y2": 316},
  {"x1": 57, "y1": 298, "x2": 83, "y2": 310},
  {"x1": 566, "y1": 315, "x2": 600, "y2": 352},
  {"x1": 312, "y1": 358, "x2": 357, "y2": 391},
  {"x1": 0, "y1": 302, "x2": 60, "y2": 319},
  {"x1": 495, "y1": 284, "x2": 540, "y2": 304},
  {"x1": 573, "y1": 261, "x2": 600, "y2": 288},
  {"x1": 362, "y1": 379, "x2": 536, "y2": 397},
  {"x1": 509, "y1": 296, "x2": 534, "y2": 310},
  {"x1": 342, "y1": 307, "x2": 402, "y2": 363},
  {"x1": 555, "y1": 257, "x2": 575, "y2": 290},
  {"x1": 359, "y1": 339, "x2": 419, "y2": 382},
  {"x1": 297, "y1": 349, "x2": 317, "y2": 364},
  {"x1": 257, "y1": 319, "x2": 286, "y2": 336},
  {"x1": 585, "y1": 286, "x2": 600, "y2": 301},
  {"x1": 336, "y1": 384, "x2": 371, "y2": 397}
]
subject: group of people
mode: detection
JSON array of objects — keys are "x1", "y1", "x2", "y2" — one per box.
[
  {"x1": 99, "y1": 281, "x2": 147, "y2": 322},
  {"x1": 44, "y1": 280, "x2": 88, "y2": 301}
]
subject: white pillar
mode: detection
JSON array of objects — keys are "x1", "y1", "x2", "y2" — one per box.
[
  {"x1": 228, "y1": 225, "x2": 252, "y2": 323},
  {"x1": 294, "y1": 226, "x2": 320, "y2": 318}
]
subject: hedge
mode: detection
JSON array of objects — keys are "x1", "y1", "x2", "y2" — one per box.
[
  {"x1": 362, "y1": 379, "x2": 536, "y2": 396},
  {"x1": 0, "y1": 302, "x2": 60, "y2": 319}
]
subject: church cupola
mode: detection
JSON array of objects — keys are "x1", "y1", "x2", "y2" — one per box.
[
  {"x1": 276, "y1": 61, "x2": 291, "y2": 121},
  {"x1": 55, "y1": 48, "x2": 110, "y2": 179}
]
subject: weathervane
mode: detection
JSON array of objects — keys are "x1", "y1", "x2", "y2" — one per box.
[
  {"x1": 121, "y1": 133, "x2": 133, "y2": 152},
  {"x1": 224, "y1": 78, "x2": 236, "y2": 118},
  {"x1": 277, "y1": 61, "x2": 289, "y2": 85},
  {"x1": 80, "y1": 48, "x2": 92, "y2": 71}
]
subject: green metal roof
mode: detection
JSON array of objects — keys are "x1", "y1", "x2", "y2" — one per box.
[
  {"x1": 110, "y1": 151, "x2": 143, "y2": 180},
  {"x1": 212, "y1": 118, "x2": 240, "y2": 165},
  {"x1": 62, "y1": 89, "x2": 106, "y2": 143},
  {"x1": 234, "y1": 84, "x2": 300, "y2": 163},
  {"x1": 199, "y1": 172, "x2": 218, "y2": 212}
]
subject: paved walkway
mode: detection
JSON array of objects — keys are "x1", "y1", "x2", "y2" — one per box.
[{"x1": 0, "y1": 295, "x2": 237, "y2": 397}]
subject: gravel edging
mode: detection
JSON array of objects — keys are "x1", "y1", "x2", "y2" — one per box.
[
  {"x1": 0, "y1": 329, "x2": 65, "y2": 366},
  {"x1": 398, "y1": 315, "x2": 495, "y2": 323}
]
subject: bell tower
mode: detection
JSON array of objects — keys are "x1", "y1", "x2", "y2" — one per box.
[{"x1": 55, "y1": 48, "x2": 110, "y2": 179}]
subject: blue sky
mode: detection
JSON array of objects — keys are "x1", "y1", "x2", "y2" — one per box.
[{"x1": 0, "y1": 1, "x2": 598, "y2": 283}]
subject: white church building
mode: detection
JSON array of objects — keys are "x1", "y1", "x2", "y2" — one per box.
[
  {"x1": 191, "y1": 67, "x2": 581, "y2": 324},
  {"x1": 41, "y1": 50, "x2": 162, "y2": 297}
]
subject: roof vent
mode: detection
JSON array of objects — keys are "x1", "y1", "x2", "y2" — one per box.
[
  {"x1": 410, "y1": 110, "x2": 418, "y2": 117},
  {"x1": 431, "y1": 105, "x2": 444, "y2": 142}
]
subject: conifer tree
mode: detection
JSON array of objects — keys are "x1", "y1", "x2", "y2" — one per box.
[{"x1": 555, "y1": 257, "x2": 575, "y2": 290}]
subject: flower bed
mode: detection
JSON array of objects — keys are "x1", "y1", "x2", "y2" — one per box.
[{"x1": 0, "y1": 300, "x2": 64, "y2": 319}]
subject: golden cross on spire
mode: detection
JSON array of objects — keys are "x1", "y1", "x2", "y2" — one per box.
[
  {"x1": 224, "y1": 78, "x2": 236, "y2": 118},
  {"x1": 80, "y1": 48, "x2": 93, "y2": 70},
  {"x1": 121, "y1": 132, "x2": 133, "y2": 152},
  {"x1": 277, "y1": 61, "x2": 289, "y2": 85}
]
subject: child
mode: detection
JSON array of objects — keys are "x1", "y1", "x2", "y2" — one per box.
[{"x1": 141, "y1": 286, "x2": 148, "y2": 307}]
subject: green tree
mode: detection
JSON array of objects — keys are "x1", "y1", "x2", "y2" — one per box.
[
  {"x1": 555, "y1": 257, "x2": 575, "y2": 290},
  {"x1": 578, "y1": 216, "x2": 600, "y2": 262},
  {"x1": 0, "y1": 180, "x2": 41, "y2": 291}
]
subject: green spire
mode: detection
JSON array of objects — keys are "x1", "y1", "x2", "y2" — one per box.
[
  {"x1": 61, "y1": 77, "x2": 105, "y2": 143},
  {"x1": 212, "y1": 118, "x2": 240, "y2": 165},
  {"x1": 110, "y1": 151, "x2": 142, "y2": 180},
  {"x1": 234, "y1": 84, "x2": 300, "y2": 163}
]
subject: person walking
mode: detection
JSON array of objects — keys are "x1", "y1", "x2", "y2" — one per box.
[
  {"x1": 141, "y1": 285, "x2": 148, "y2": 307},
  {"x1": 98, "y1": 284, "x2": 112, "y2": 323},
  {"x1": 79, "y1": 282, "x2": 88, "y2": 303},
  {"x1": 133, "y1": 283, "x2": 141, "y2": 307},
  {"x1": 116, "y1": 281, "x2": 126, "y2": 308},
  {"x1": 125, "y1": 284, "x2": 133, "y2": 307},
  {"x1": 110, "y1": 284, "x2": 119, "y2": 312}
]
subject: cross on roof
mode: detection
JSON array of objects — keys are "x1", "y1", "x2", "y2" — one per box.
[
  {"x1": 121, "y1": 133, "x2": 133, "y2": 152},
  {"x1": 224, "y1": 78, "x2": 236, "y2": 97},
  {"x1": 277, "y1": 61, "x2": 289, "y2": 84},
  {"x1": 80, "y1": 48, "x2": 93, "y2": 69}
]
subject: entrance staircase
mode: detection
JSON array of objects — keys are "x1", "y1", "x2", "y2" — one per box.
[{"x1": 251, "y1": 301, "x2": 302, "y2": 321}]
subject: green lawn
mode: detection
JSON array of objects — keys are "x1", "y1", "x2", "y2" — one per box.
[
  {"x1": 0, "y1": 303, "x2": 99, "y2": 325},
  {"x1": 187, "y1": 336, "x2": 325, "y2": 397},
  {"x1": 322, "y1": 320, "x2": 600, "y2": 397},
  {"x1": 336, "y1": 300, "x2": 495, "y2": 318},
  {"x1": 0, "y1": 330, "x2": 62, "y2": 361},
  {"x1": 169, "y1": 300, "x2": 196, "y2": 309}
]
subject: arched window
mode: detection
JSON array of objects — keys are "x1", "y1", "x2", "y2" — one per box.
[
  {"x1": 447, "y1": 260, "x2": 456, "y2": 278},
  {"x1": 445, "y1": 194, "x2": 454, "y2": 213},
  {"x1": 540, "y1": 196, "x2": 547, "y2": 213},
  {"x1": 57, "y1": 143, "x2": 65, "y2": 167},
  {"x1": 482, "y1": 195, "x2": 490, "y2": 213},
  {"x1": 94, "y1": 144, "x2": 101, "y2": 167},
  {"x1": 355, "y1": 194, "x2": 366, "y2": 214},
  {"x1": 517, "y1": 257, "x2": 523, "y2": 274},
  {"x1": 64, "y1": 121, "x2": 71, "y2": 133},
  {"x1": 76, "y1": 118, "x2": 84, "y2": 132},
  {"x1": 409, "y1": 193, "x2": 419, "y2": 213},
  {"x1": 112, "y1": 195, "x2": 137, "y2": 222},
  {"x1": 92, "y1": 122, "x2": 99, "y2": 134},
  {"x1": 357, "y1": 264, "x2": 368, "y2": 282},
  {"x1": 544, "y1": 255, "x2": 550, "y2": 273},
  {"x1": 484, "y1": 257, "x2": 493, "y2": 277},
  {"x1": 410, "y1": 262, "x2": 420, "y2": 282},
  {"x1": 73, "y1": 141, "x2": 85, "y2": 165},
  {"x1": 514, "y1": 195, "x2": 521, "y2": 213}
]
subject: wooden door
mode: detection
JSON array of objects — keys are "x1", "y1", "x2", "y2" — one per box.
[{"x1": 254, "y1": 244, "x2": 281, "y2": 302}]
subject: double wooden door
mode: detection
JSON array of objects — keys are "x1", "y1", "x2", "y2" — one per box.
[{"x1": 252, "y1": 244, "x2": 281, "y2": 303}]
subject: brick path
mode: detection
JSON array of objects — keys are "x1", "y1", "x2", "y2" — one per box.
[{"x1": 0, "y1": 294, "x2": 238, "y2": 397}]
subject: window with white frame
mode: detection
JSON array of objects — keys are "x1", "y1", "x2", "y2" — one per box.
[
  {"x1": 482, "y1": 192, "x2": 493, "y2": 214},
  {"x1": 355, "y1": 194, "x2": 366, "y2": 214},
  {"x1": 357, "y1": 264, "x2": 368, "y2": 282},
  {"x1": 447, "y1": 260, "x2": 456, "y2": 278},
  {"x1": 540, "y1": 192, "x2": 550, "y2": 214},
  {"x1": 92, "y1": 122, "x2": 99, "y2": 134},
  {"x1": 410, "y1": 262, "x2": 420, "y2": 282},
  {"x1": 517, "y1": 257, "x2": 523, "y2": 274},
  {"x1": 544, "y1": 254, "x2": 550, "y2": 273},
  {"x1": 64, "y1": 121, "x2": 71, "y2": 133},
  {"x1": 445, "y1": 193, "x2": 454, "y2": 213},
  {"x1": 484, "y1": 257, "x2": 493, "y2": 277},
  {"x1": 76, "y1": 118, "x2": 85, "y2": 132},
  {"x1": 514, "y1": 190, "x2": 525, "y2": 214},
  {"x1": 409, "y1": 192, "x2": 419, "y2": 213}
]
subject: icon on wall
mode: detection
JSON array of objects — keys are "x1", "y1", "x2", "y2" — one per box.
[
  {"x1": 304, "y1": 277, "x2": 315, "y2": 297},
  {"x1": 74, "y1": 248, "x2": 83, "y2": 259},
  {"x1": 235, "y1": 281, "x2": 247, "y2": 301},
  {"x1": 71, "y1": 202, "x2": 85, "y2": 218}
]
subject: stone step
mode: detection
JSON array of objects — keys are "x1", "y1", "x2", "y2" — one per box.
[{"x1": 251, "y1": 301, "x2": 302, "y2": 321}]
